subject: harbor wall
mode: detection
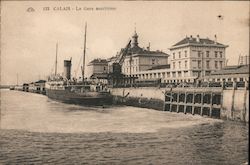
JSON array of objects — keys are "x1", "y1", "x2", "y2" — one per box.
[
  {"x1": 111, "y1": 87, "x2": 249, "y2": 122},
  {"x1": 111, "y1": 87, "x2": 165, "y2": 110}
]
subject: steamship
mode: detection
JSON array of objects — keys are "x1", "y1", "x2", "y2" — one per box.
[{"x1": 45, "y1": 23, "x2": 113, "y2": 106}]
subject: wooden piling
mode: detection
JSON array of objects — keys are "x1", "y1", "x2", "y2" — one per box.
[
  {"x1": 184, "y1": 91, "x2": 187, "y2": 114},
  {"x1": 200, "y1": 92, "x2": 204, "y2": 116},
  {"x1": 192, "y1": 91, "x2": 195, "y2": 115},
  {"x1": 209, "y1": 92, "x2": 213, "y2": 117}
]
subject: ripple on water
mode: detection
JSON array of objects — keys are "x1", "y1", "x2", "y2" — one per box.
[{"x1": 0, "y1": 90, "x2": 248, "y2": 164}]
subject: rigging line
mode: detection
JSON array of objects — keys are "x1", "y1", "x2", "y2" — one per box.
[{"x1": 75, "y1": 53, "x2": 83, "y2": 77}]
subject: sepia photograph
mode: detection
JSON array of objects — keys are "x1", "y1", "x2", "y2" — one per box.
[{"x1": 0, "y1": 1, "x2": 249, "y2": 164}]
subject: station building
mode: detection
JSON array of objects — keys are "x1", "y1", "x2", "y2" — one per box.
[
  {"x1": 132, "y1": 35, "x2": 229, "y2": 84},
  {"x1": 203, "y1": 64, "x2": 249, "y2": 83},
  {"x1": 88, "y1": 58, "x2": 108, "y2": 84},
  {"x1": 107, "y1": 31, "x2": 169, "y2": 75}
]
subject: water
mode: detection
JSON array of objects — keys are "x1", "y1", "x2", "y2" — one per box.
[{"x1": 0, "y1": 90, "x2": 248, "y2": 164}]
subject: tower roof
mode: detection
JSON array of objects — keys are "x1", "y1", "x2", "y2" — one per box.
[{"x1": 132, "y1": 30, "x2": 138, "y2": 38}]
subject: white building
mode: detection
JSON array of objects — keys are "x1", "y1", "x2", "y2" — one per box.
[{"x1": 132, "y1": 35, "x2": 228, "y2": 84}]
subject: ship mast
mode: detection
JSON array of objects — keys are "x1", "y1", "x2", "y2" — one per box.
[
  {"x1": 55, "y1": 42, "x2": 58, "y2": 76},
  {"x1": 82, "y1": 22, "x2": 87, "y2": 83}
]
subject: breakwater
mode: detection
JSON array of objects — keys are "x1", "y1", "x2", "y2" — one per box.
[
  {"x1": 111, "y1": 87, "x2": 249, "y2": 122},
  {"x1": 11, "y1": 85, "x2": 249, "y2": 122}
]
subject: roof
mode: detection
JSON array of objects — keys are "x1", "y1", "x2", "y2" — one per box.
[
  {"x1": 89, "y1": 59, "x2": 108, "y2": 65},
  {"x1": 35, "y1": 80, "x2": 46, "y2": 83},
  {"x1": 171, "y1": 36, "x2": 227, "y2": 49},
  {"x1": 211, "y1": 65, "x2": 249, "y2": 75},
  {"x1": 148, "y1": 64, "x2": 170, "y2": 70},
  {"x1": 90, "y1": 73, "x2": 108, "y2": 79},
  {"x1": 128, "y1": 45, "x2": 169, "y2": 56}
]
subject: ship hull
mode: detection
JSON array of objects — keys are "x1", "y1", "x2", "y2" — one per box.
[{"x1": 46, "y1": 89, "x2": 113, "y2": 105}]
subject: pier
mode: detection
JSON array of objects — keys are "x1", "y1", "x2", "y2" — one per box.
[{"x1": 111, "y1": 83, "x2": 249, "y2": 122}]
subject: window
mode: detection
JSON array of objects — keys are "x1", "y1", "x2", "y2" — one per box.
[
  {"x1": 184, "y1": 50, "x2": 187, "y2": 57},
  {"x1": 162, "y1": 72, "x2": 165, "y2": 78},
  {"x1": 206, "y1": 51, "x2": 209, "y2": 58},
  {"x1": 184, "y1": 71, "x2": 188, "y2": 77},
  {"x1": 173, "y1": 62, "x2": 175, "y2": 69},
  {"x1": 167, "y1": 72, "x2": 170, "y2": 77},
  {"x1": 179, "y1": 52, "x2": 181, "y2": 58},
  {"x1": 205, "y1": 71, "x2": 211, "y2": 75},
  {"x1": 104, "y1": 67, "x2": 106, "y2": 71},
  {"x1": 178, "y1": 72, "x2": 181, "y2": 77},
  {"x1": 228, "y1": 78, "x2": 231, "y2": 82},
  {"x1": 219, "y1": 61, "x2": 223, "y2": 68},
  {"x1": 172, "y1": 72, "x2": 176, "y2": 78},
  {"x1": 215, "y1": 51, "x2": 218, "y2": 58},
  {"x1": 192, "y1": 60, "x2": 197, "y2": 69},
  {"x1": 198, "y1": 51, "x2": 201, "y2": 58},
  {"x1": 220, "y1": 52, "x2": 223, "y2": 58},
  {"x1": 185, "y1": 61, "x2": 187, "y2": 68},
  {"x1": 206, "y1": 60, "x2": 210, "y2": 69},
  {"x1": 240, "y1": 78, "x2": 244, "y2": 82},
  {"x1": 198, "y1": 60, "x2": 201, "y2": 69},
  {"x1": 179, "y1": 61, "x2": 181, "y2": 69},
  {"x1": 173, "y1": 53, "x2": 175, "y2": 59},
  {"x1": 215, "y1": 61, "x2": 218, "y2": 69}
]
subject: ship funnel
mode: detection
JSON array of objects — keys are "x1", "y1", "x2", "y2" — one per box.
[{"x1": 64, "y1": 59, "x2": 72, "y2": 80}]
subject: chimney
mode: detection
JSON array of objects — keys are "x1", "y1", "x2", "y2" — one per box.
[
  {"x1": 190, "y1": 35, "x2": 193, "y2": 39},
  {"x1": 63, "y1": 59, "x2": 72, "y2": 80},
  {"x1": 196, "y1": 35, "x2": 200, "y2": 42},
  {"x1": 214, "y1": 34, "x2": 217, "y2": 44}
]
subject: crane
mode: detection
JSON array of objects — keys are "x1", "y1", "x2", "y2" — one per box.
[{"x1": 112, "y1": 40, "x2": 131, "y2": 74}]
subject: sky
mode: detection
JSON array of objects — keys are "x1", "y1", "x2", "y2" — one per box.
[{"x1": 1, "y1": 1, "x2": 249, "y2": 85}]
